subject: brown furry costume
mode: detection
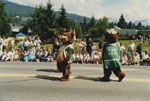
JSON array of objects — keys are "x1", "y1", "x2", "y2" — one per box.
[{"x1": 56, "y1": 30, "x2": 75, "y2": 81}]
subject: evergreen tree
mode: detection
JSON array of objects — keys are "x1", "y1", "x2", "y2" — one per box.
[
  {"x1": 29, "y1": 0, "x2": 56, "y2": 42},
  {"x1": 81, "y1": 17, "x2": 88, "y2": 35},
  {"x1": 136, "y1": 22, "x2": 144, "y2": 34},
  {"x1": 88, "y1": 15, "x2": 96, "y2": 28},
  {"x1": 57, "y1": 5, "x2": 69, "y2": 29},
  {"x1": 117, "y1": 14, "x2": 127, "y2": 28},
  {"x1": 0, "y1": 1, "x2": 11, "y2": 36},
  {"x1": 128, "y1": 21, "x2": 134, "y2": 29}
]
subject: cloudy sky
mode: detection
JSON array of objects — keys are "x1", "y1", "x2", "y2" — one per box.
[{"x1": 8, "y1": 0, "x2": 150, "y2": 21}]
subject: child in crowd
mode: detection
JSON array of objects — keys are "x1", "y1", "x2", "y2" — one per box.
[
  {"x1": 99, "y1": 29, "x2": 126, "y2": 82},
  {"x1": 93, "y1": 51, "x2": 99, "y2": 64},
  {"x1": 133, "y1": 52, "x2": 140, "y2": 65},
  {"x1": 121, "y1": 52, "x2": 128, "y2": 65},
  {"x1": 84, "y1": 52, "x2": 90, "y2": 63}
]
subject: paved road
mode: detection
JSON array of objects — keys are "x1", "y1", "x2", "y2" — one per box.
[{"x1": 0, "y1": 62, "x2": 150, "y2": 101}]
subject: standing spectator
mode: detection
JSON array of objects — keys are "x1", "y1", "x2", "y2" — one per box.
[
  {"x1": 35, "y1": 36, "x2": 41, "y2": 50},
  {"x1": 136, "y1": 42, "x2": 142, "y2": 59},
  {"x1": 120, "y1": 42, "x2": 126, "y2": 58},
  {"x1": 18, "y1": 39, "x2": 24, "y2": 52},
  {"x1": 91, "y1": 42, "x2": 97, "y2": 56},
  {"x1": 76, "y1": 39, "x2": 82, "y2": 55},
  {"x1": 8, "y1": 40, "x2": 13, "y2": 52},
  {"x1": 23, "y1": 38, "x2": 30, "y2": 51},
  {"x1": 128, "y1": 40, "x2": 135, "y2": 52},
  {"x1": 127, "y1": 49, "x2": 132, "y2": 65},
  {"x1": 86, "y1": 38, "x2": 93, "y2": 56},
  {"x1": 81, "y1": 38, "x2": 87, "y2": 57},
  {"x1": 2, "y1": 36, "x2": 8, "y2": 51},
  {"x1": 98, "y1": 40, "x2": 104, "y2": 50}
]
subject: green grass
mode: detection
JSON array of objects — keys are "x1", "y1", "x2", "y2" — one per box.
[{"x1": 41, "y1": 40, "x2": 150, "y2": 53}]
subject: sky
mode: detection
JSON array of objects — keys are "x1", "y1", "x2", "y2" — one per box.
[{"x1": 7, "y1": 0, "x2": 150, "y2": 22}]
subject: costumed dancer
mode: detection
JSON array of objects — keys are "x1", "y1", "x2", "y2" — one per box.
[
  {"x1": 99, "y1": 29, "x2": 126, "y2": 82},
  {"x1": 56, "y1": 29, "x2": 75, "y2": 81}
]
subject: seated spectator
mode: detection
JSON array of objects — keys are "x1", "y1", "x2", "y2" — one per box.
[
  {"x1": 14, "y1": 49, "x2": 19, "y2": 61},
  {"x1": 84, "y1": 52, "x2": 90, "y2": 63},
  {"x1": 121, "y1": 52, "x2": 128, "y2": 65},
  {"x1": 142, "y1": 49, "x2": 150, "y2": 66},
  {"x1": 93, "y1": 51, "x2": 99, "y2": 64},
  {"x1": 89, "y1": 55, "x2": 94, "y2": 64},
  {"x1": 133, "y1": 52, "x2": 140, "y2": 65},
  {"x1": 1, "y1": 49, "x2": 7, "y2": 61},
  {"x1": 40, "y1": 52, "x2": 46, "y2": 62},
  {"x1": 76, "y1": 53, "x2": 83, "y2": 64},
  {"x1": 46, "y1": 51, "x2": 53, "y2": 62}
]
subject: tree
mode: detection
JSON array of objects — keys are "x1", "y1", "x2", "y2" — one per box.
[
  {"x1": 0, "y1": 1, "x2": 11, "y2": 36},
  {"x1": 117, "y1": 14, "x2": 127, "y2": 28},
  {"x1": 136, "y1": 22, "x2": 144, "y2": 34},
  {"x1": 29, "y1": 0, "x2": 57, "y2": 42},
  {"x1": 81, "y1": 17, "x2": 88, "y2": 35},
  {"x1": 88, "y1": 15, "x2": 96, "y2": 28},
  {"x1": 88, "y1": 16, "x2": 109, "y2": 39},
  {"x1": 128, "y1": 21, "x2": 134, "y2": 29},
  {"x1": 57, "y1": 5, "x2": 70, "y2": 29}
]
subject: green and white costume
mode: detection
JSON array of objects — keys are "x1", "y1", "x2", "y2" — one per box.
[
  {"x1": 64, "y1": 44, "x2": 74, "y2": 63},
  {"x1": 103, "y1": 43, "x2": 122, "y2": 69}
]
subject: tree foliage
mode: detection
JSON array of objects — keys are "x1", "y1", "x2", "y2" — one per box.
[
  {"x1": 117, "y1": 14, "x2": 127, "y2": 28},
  {"x1": 0, "y1": 1, "x2": 11, "y2": 36},
  {"x1": 29, "y1": 0, "x2": 57, "y2": 43}
]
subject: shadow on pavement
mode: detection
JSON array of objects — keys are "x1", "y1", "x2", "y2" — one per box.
[
  {"x1": 35, "y1": 75, "x2": 60, "y2": 81},
  {"x1": 37, "y1": 69, "x2": 56, "y2": 73},
  {"x1": 74, "y1": 76, "x2": 118, "y2": 82},
  {"x1": 0, "y1": 79, "x2": 38, "y2": 84}
]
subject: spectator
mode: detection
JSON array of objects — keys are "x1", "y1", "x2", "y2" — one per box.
[
  {"x1": 98, "y1": 40, "x2": 104, "y2": 50},
  {"x1": 93, "y1": 51, "x2": 99, "y2": 64},
  {"x1": 133, "y1": 52, "x2": 140, "y2": 65},
  {"x1": 86, "y1": 38, "x2": 93, "y2": 56},
  {"x1": 84, "y1": 52, "x2": 90, "y2": 63},
  {"x1": 136, "y1": 42, "x2": 142, "y2": 59},
  {"x1": 23, "y1": 38, "x2": 30, "y2": 51},
  {"x1": 81, "y1": 38, "x2": 87, "y2": 57},
  {"x1": 121, "y1": 52, "x2": 128, "y2": 65},
  {"x1": 120, "y1": 42, "x2": 126, "y2": 58},
  {"x1": 128, "y1": 40, "x2": 135, "y2": 52}
]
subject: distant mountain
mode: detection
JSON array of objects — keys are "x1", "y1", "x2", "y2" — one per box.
[
  {"x1": 1, "y1": 0, "x2": 91, "y2": 22},
  {"x1": 2, "y1": 0, "x2": 34, "y2": 17}
]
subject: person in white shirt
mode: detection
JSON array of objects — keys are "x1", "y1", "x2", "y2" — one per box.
[
  {"x1": 76, "y1": 53, "x2": 83, "y2": 64},
  {"x1": 35, "y1": 37, "x2": 41, "y2": 50},
  {"x1": 142, "y1": 49, "x2": 150, "y2": 66},
  {"x1": 121, "y1": 52, "x2": 128, "y2": 65},
  {"x1": 128, "y1": 40, "x2": 135, "y2": 52},
  {"x1": 120, "y1": 42, "x2": 126, "y2": 58},
  {"x1": 133, "y1": 52, "x2": 140, "y2": 65},
  {"x1": 1, "y1": 49, "x2": 7, "y2": 61},
  {"x1": 23, "y1": 38, "x2": 30, "y2": 51},
  {"x1": 93, "y1": 52, "x2": 99, "y2": 64}
]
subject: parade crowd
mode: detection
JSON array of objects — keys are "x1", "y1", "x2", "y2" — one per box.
[{"x1": 0, "y1": 36, "x2": 150, "y2": 66}]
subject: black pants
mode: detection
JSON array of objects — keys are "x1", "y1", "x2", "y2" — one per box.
[{"x1": 103, "y1": 68, "x2": 125, "y2": 79}]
